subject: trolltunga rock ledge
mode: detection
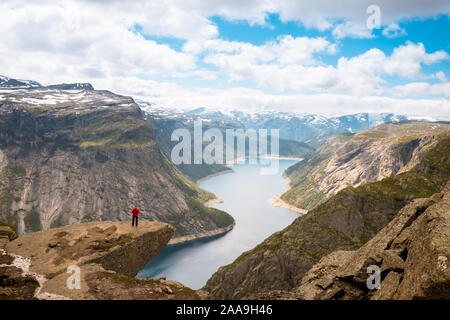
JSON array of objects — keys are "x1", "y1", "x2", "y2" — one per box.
[
  {"x1": 2, "y1": 221, "x2": 201, "y2": 299},
  {"x1": 6, "y1": 221, "x2": 175, "y2": 278}
]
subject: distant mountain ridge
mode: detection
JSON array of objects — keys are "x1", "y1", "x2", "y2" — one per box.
[
  {"x1": 0, "y1": 75, "x2": 94, "y2": 91},
  {"x1": 140, "y1": 102, "x2": 414, "y2": 148},
  {"x1": 139, "y1": 101, "x2": 316, "y2": 181},
  {"x1": 0, "y1": 75, "x2": 41, "y2": 89},
  {"x1": 182, "y1": 107, "x2": 411, "y2": 145}
]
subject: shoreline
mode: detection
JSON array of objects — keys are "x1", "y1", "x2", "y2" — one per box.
[
  {"x1": 170, "y1": 173, "x2": 233, "y2": 245},
  {"x1": 227, "y1": 156, "x2": 304, "y2": 164},
  {"x1": 168, "y1": 221, "x2": 235, "y2": 245},
  {"x1": 196, "y1": 168, "x2": 234, "y2": 185},
  {"x1": 269, "y1": 174, "x2": 308, "y2": 215},
  {"x1": 269, "y1": 194, "x2": 308, "y2": 214},
  {"x1": 203, "y1": 196, "x2": 224, "y2": 207},
  {"x1": 174, "y1": 157, "x2": 304, "y2": 245}
]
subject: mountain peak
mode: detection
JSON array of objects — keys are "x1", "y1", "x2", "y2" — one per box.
[
  {"x1": 0, "y1": 75, "x2": 94, "y2": 91},
  {"x1": 46, "y1": 83, "x2": 94, "y2": 90},
  {"x1": 0, "y1": 75, "x2": 42, "y2": 89}
]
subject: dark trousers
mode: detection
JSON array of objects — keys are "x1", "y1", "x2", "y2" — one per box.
[{"x1": 132, "y1": 216, "x2": 138, "y2": 227}]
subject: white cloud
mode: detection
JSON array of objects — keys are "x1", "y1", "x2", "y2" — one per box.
[
  {"x1": 202, "y1": 35, "x2": 336, "y2": 66},
  {"x1": 132, "y1": 83, "x2": 450, "y2": 120},
  {"x1": 93, "y1": 76, "x2": 192, "y2": 100},
  {"x1": 391, "y1": 82, "x2": 450, "y2": 97},
  {"x1": 183, "y1": 0, "x2": 450, "y2": 33},
  {"x1": 382, "y1": 23, "x2": 407, "y2": 38},
  {"x1": 434, "y1": 71, "x2": 447, "y2": 81},
  {"x1": 272, "y1": 1, "x2": 450, "y2": 31},
  {"x1": 0, "y1": 1, "x2": 197, "y2": 84},
  {"x1": 202, "y1": 41, "x2": 448, "y2": 96},
  {"x1": 332, "y1": 21, "x2": 374, "y2": 39},
  {"x1": 383, "y1": 42, "x2": 449, "y2": 78}
]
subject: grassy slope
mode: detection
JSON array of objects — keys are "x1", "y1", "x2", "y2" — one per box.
[{"x1": 281, "y1": 133, "x2": 353, "y2": 210}]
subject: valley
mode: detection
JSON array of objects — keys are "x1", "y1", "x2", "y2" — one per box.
[
  {"x1": 1, "y1": 76, "x2": 449, "y2": 301},
  {"x1": 137, "y1": 159, "x2": 301, "y2": 289},
  {"x1": 203, "y1": 124, "x2": 450, "y2": 299}
]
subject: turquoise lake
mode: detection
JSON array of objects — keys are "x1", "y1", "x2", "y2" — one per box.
[{"x1": 137, "y1": 159, "x2": 301, "y2": 289}]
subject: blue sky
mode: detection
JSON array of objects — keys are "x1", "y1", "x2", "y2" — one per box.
[
  {"x1": 0, "y1": 1, "x2": 449, "y2": 118},
  {"x1": 143, "y1": 13, "x2": 450, "y2": 89}
]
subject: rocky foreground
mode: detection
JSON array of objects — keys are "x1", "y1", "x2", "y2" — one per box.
[
  {"x1": 0, "y1": 221, "x2": 200, "y2": 299},
  {"x1": 252, "y1": 181, "x2": 450, "y2": 300}
]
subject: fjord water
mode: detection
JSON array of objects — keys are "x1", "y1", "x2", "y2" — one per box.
[{"x1": 137, "y1": 159, "x2": 301, "y2": 289}]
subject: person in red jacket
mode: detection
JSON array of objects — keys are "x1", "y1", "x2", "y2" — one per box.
[{"x1": 131, "y1": 206, "x2": 140, "y2": 227}]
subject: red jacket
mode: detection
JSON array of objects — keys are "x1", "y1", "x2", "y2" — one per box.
[{"x1": 131, "y1": 206, "x2": 140, "y2": 217}]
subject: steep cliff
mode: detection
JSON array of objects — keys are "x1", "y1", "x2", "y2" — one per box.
[
  {"x1": 0, "y1": 83, "x2": 233, "y2": 237},
  {"x1": 1, "y1": 221, "x2": 200, "y2": 299},
  {"x1": 255, "y1": 181, "x2": 450, "y2": 300},
  {"x1": 203, "y1": 125, "x2": 450, "y2": 299},
  {"x1": 282, "y1": 122, "x2": 450, "y2": 211}
]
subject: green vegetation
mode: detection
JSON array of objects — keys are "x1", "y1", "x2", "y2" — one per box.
[
  {"x1": 0, "y1": 220, "x2": 18, "y2": 240},
  {"x1": 73, "y1": 113, "x2": 155, "y2": 150},
  {"x1": 8, "y1": 165, "x2": 27, "y2": 177},
  {"x1": 161, "y1": 153, "x2": 215, "y2": 203},
  {"x1": 160, "y1": 150, "x2": 234, "y2": 235},
  {"x1": 6, "y1": 214, "x2": 19, "y2": 232},
  {"x1": 0, "y1": 192, "x2": 15, "y2": 208},
  {"x1": 278, "y1": 138, "x2": 315, "y2": 158},
  {"x1": 176, "y1": 163, "x2": 230, "y2": 183},
  {"x1": 82, "y1": 212, "x2": 97, "y2": 222},
  {"x1": 24, "y1": 209, "x2": 42, "y2": 232},
  {"x1": 185, "y1": 196, "x2": 234, "y2": 229},
  {"x1": 50, "y1": 214, "x2": 63, "y2": 228}
]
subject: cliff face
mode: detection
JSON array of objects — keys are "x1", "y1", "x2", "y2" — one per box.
[
  {"x1": 203, "y1": 126, "x2": 450, "y2": 299},
  {"x1": 0, "y1": 85, "x2": 233, "y2": 237},
  {"x1": 282, "y1": 122, "x2": 450, "y2": 211},
  {"x1": 259, "y1": 181, "x2": 450, "y2": 300},
  {"x1": 6, "y1": 221, "x2": 175, "y2": 278},
  {"x1": 1, "y1": 221, "x2": 199, "y2": 299}
]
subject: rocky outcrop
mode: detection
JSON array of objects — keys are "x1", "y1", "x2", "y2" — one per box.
[
  {"x1": 6, "y1": 221, "x2": 175, "y2": 278},
  {"x1": 46, "y1": 83, "x2": 94, "y2": 90},
  {"x1": 0, "y1": 83, "x2": 234, "y2": 238},
  {"x1": 0, "y1": 222, "x2": 17, "y2": 250},
  {"x1": 265, "y1": 181, "x2": 450, "y2": 300},
  {"x1": 0, "y1": 262, "x2": 40, "y2": 300},
  {"x1": 282, "y1": 122, "x2": 450, "y2": 211},
  {"x1": 1, "y1": 221, "x2": 200, "y2": 299},
  {"x1": 203, "y1": 129, "x2": 450, "y2": 299},
  {"x1": 169, "y1": 221, "x2": 235, "y2": 245}
]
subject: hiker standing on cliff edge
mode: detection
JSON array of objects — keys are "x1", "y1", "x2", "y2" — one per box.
[{"x1": 131, "y1": 206, "x2": 140, "y2": 227}]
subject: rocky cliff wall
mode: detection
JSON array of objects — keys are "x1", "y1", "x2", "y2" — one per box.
[{"x1": 0, "y1": 88, "x2": 233, "y2": 237}]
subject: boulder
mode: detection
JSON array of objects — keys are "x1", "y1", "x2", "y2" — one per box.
[{"x1": 292, "y1": 182, "x2": 450, "y2": 300}]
